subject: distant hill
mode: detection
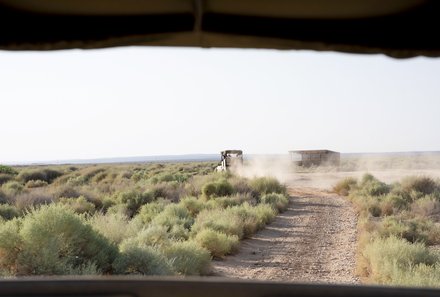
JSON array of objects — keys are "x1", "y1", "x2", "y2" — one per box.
[{"x1": 12, "y1": 154, "x2": 220, "y2": 166}]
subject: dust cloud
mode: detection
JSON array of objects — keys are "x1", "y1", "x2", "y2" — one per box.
[
  {"x1": 231, "y1": 153, "x2": 440, "y2": 190},
  {"x1": 232, "y1": 155, "x2": 293, "y2": 183}
]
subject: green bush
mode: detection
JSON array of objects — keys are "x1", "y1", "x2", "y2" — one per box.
[
  {"x1": 192, "y1": 208, "x2": 244, "y2": 238},
  {"x1": 0, "y1": 165, "x2": 17, "y2": 175},
  {"x1": 194, "y1": 229, "x2": 239, "y2": 258},
  {"x1": 163, "y1": 241, "x2": 211, "y2": 275},
  {"x1": 2, "y1": 181, "x2": 24, "y2": 196},
  {"x1": 58, "y1": 196, "x2": 96, "y2": 214},
  {"x1": 135, "y1": 199, "x2": 170, "y2": 224},
  {"x1": 152, "y1": 204, "x2": 193, "y2": 231},
  {"x1": 179, "y1": 196, "x2": 205, "y2": 216},
  {"x1": 202, "y1": 179, "x2": 233, "y2": 198},
  {"x1": 0, "y1": 204, "x2": 117, "y2": 275},
  {"x1": 0, "y1": 204, "x2": 20, "y2": 220},
  {"x1": 358, "y1": 174, "x2": 390, "y2": 196},
  {"x1": 121, "y1": 225, "x2": 170, "y2": 249},
  {"x1": 229, "y1": 203, "x2": 276, "y2": 237},
  {"x1": 113, "y1": 244, "x2": 172, "y2": 275},
  {"x1": 333, "y1": 177, "x2": 357, "y2": 196},
  {"x1": 378, "y1": 216, "x2": 440, "y2": 245},
  {"x1": 115, "y1": 190, "x2": 154, "y2": 217},
  {"x1": 260, "y1": 193, "x2": 289, "y2": 212},
  {"x1": 250, "y1": 177, "x2": 286, "y2": 196}
]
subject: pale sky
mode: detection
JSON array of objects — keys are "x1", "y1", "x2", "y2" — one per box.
[{"x1": 0, "y1": 47, "x2": 439, "y2": 163}]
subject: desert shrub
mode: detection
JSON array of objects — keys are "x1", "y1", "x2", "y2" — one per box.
[
  {"x1": 135, "y1": 199, "x2": 170, "y2": 225},
  {"x1": 194, "y1": 229, "x2": 239, "y2": 258},
  {"x1": 2, "y1": 181, "x2": 24, "y2": 196},
  {"x1": 380, "y1": 193, "x2": 410, "y2": 215},
  {"x1": 17, "y1": 169, "x2": 62, "y2": 184},
  {"x1": 115, "y1": 190, "x2": 154, "y2": 217},
  {"x1": 378, "y1": 216, "x2": 440, "y2": 245},
  {"x1": 401, "y1": 176, "x2": 438, "y2": 196},
  {"x1": 260, "y1": 193, "x2": 289, "y2": 212},
  {"x1": 149, "y1": 182, "x2": 185, "y2": 202},
  {"x1": 0, "y1": 190, "x2": 7, "y2": 204},
  {"x1": 13, "y1": 191, "x2": 54, "y2": 211},
  {"x1": 168, "y1": 224, "x2": 190, "y2": 240},
  {"x1": 202, "y1": 179, "x2": 233, "y2": 199},
  {"x1": 362, "y1": 236, "x2": 439, "y2": 285},
  {"x1": 92, "y1": 172, "x2": 108, "y2": 183},
  {"x1": 90, "y1": 212, "x2": 139, "y2": 245},
  {"x1": 411, "y1": 195, "x2": 440, "y2": 219},
  {"x1": 229, "y1": 203, "x2": 276, "y2": 237},
  {"x1": 122, "y1": 225, "x2": 170, "y2": 249},
  {"x1": 51, "y1": 185, "x2": 80, "y2": 199},
  {"x1": 348, "y1": 194, "x2": 382, "y2": 217},
  {"x1": 58, "y1": 196, "x2": 96, "y2": 215},
  {"x1": 25, "y1": 180, "x2": 48, "y2": 188},
  {"x1": 333, "y1": 177, "x2": 357, "y2": 196},
  {"x1": 0, "y1": 204, "x2": 117, "y2": 275},
  {"x1": 0, "y1": 174, "x2": 13, "y2": 186},
  {"x1": 163, "y1": 241, "x2": 211, "y2": 275},
  {"x1": 252, "y1": 203, "x2": 277, "y2": 225},
  {"x1": 113, "y1": 244, "x2": 172, "y2": 276},
  {"x1": 179, "y1": 196, "x2": 205, "y2": 216},
  {"x1": 0, "y1": 219, "x2": 24, "y2": 275},
  {"x1": 250, "y1": 177, "x2": 287, "y2": 196},
  {"x1": 191, "y1": 208, "x2": 244, "y2": 238},
  {"x1": 0, "y1": 204, "x2": 20, "y2": 220},
  {"x1": 229, "y1": 176, "x2": 255, "y2": 195},
  {"x1": 152, "y1": 204, "x2": 193, "y2": 231},
  {"x1": 358, "y1": 174, "x2": 390, "y2": 196},
  {"x1": 0, "y1": 165, "x2": 17, "y2": 175}
]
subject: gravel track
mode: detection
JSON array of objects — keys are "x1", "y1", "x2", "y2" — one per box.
[{"x1": 212, "y1": 187, "x2": 359, "y2": 284}]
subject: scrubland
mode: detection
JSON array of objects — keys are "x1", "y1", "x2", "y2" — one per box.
[
  {"x1": 0, "y1": 162, "x2": 288, "y2": 276},
  {"x1": 334, "y1": 174, "x2": 440, "y2": 287}
]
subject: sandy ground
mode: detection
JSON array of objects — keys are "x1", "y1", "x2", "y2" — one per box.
[{"x1": 212, "y1": 187, "x2": 359, "y2": 284}]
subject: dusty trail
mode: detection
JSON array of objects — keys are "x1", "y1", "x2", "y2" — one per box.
[{"x1": 212, "y1": 187, "x2": 359, "y2": 284}]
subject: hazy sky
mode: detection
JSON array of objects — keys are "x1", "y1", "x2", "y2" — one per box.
[{"x1": 0, "y1": 47, "x2": 439, "y2": 163}]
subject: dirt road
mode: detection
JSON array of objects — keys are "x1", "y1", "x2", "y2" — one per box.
[{"x1": 212, "y1": 187, "x2": 359, "y2": 284}]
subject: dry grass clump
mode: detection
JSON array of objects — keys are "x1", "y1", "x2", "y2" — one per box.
[
  {"x1": 194, "y1": 229, "x2": 239, "y2": 258},
  {"x1": 337, "y1": 174, "x2": 440, "y2": 286},
  {"x1": 260, "y1": 193, "x2": 289, "y2": 212},
  {"x1": 361, "y1": 236, "x2": 440, "y2": 287},
  {"x1": 162, "y1": 241, "x2": 211, "y2": 275},
  {"x1": 113, "y1": 244, "x2": 172, "y2": 276},
  {"x1": 333, "y1": 177, "x2": 357, "y2": 196},
  {"x1": 250, "y1": 177, "x2": 287, "y2": 196}
]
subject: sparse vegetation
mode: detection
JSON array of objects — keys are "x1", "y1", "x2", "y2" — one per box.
[
  {"x1": 337, "y1": 174, "x2": 440, "y2": 287},
  {"x1": 0, "y1": 162, "x2": 289, "y2": 276}
]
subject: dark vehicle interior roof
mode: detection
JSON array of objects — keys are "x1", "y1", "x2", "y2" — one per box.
[{"x1": 1, "y1": 0, "x2": 440, "y2": 58}]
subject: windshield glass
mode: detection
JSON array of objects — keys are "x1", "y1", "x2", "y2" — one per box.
[{"x1": 0, "y1": 48, "x2": 440, "y2": 288}]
